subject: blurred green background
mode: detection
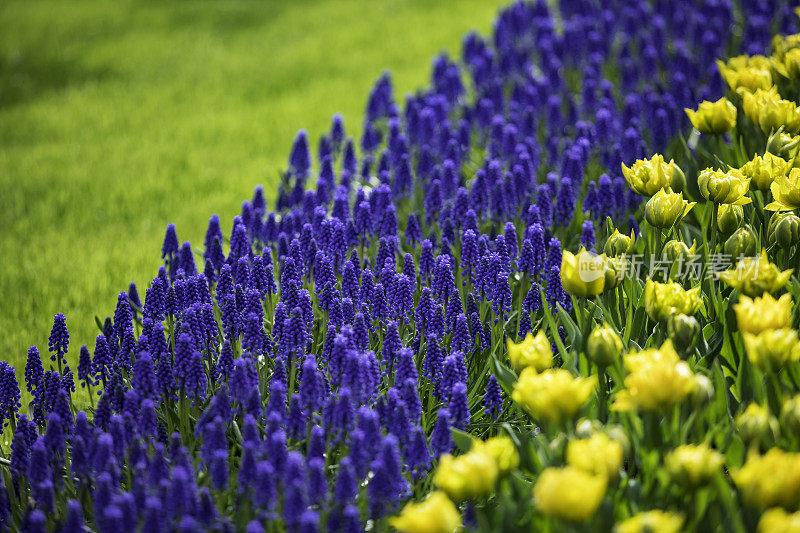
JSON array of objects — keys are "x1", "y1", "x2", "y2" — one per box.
[{"x1": 0, "y1": 0, "x2": 507, "y2": 396}]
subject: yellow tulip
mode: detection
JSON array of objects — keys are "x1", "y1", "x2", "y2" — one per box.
[
  {"x1": 560, "y1": 249, "x2": 608, "y2": 297},
  {"x1": 566, "y1": 432, "x2": 624, "y2": 480},
  {"x1": 480, "y1": 436, "x2": 519, "y2": 476},
  {"x1": 717, "y1": 203, "x2": 744, "y2": 234},
  {"x1": 644, "y1": 188, "x2": 695, "y2": 228},
  {"x1": 740, "y1": 152, "x2": 791, "y2": 192},
  {"x1": 773, "y1": 33, "x2": 800, "y2": 63},
  {"x1": 613, "y1": 340, "x2": 697, "y2": 412},
  {"x1": 390, "y1": 492, "x2": 461, "y2": 533},
  {"x1": 757, "y1": 508, "x2": 800, "y2": 533},
  {"x1": 736, "y1": 403, "x2": 780, "y2": 447},
  {"x1": 506, "y1": 330, "x2": 552, "y2": 372},
  {"x1": 664, "y1": 443, "x2": 724, "y2": 488},
  {"x1": 685, "y1": 98, "x2": 737, "y2": 134},
  {"x1": 768, "y1": 212, "x2": 800, "y2": 248},
  {"x1": 716, "y1": 55, "x2": 773, "y2": 95},
  {"x1": 534, "y1": 466, "x2": 606, "y2": 522},
  {"x1": 433, "y1": 447, "x2": 499, "y2": 501},
  {"x1": 698, "y1": 167, "x2": 751, "y2": 205},
  {"x1": 733, "y1": 448, "x2": 800, "y2": 509},
  {"x1": 774, "y1": 47, "x2": 800, "y2": 79},
  {"x1": 604, "y1": 228, "x2": 635, "y2": 257},
  {"x1": 767, "y1": 130, "x2": 800, "y2": 160},
  {"x1": 743, "y1": 87, "x2": 800, "y2": 134},
  {"x1": 766, "y1": 167, "x2": 800, "y2": 211},
  {"x1": 621, "y1": 154, "x2": 685, "y2": 196},
  {"x1": 644, "y1": 279, "x2": 701, "y2": 322},
  {"x1": 734, "y1": 293, "x2": 793, "y2": 334},
  {"x1": 662, "y1": 239, "x2": 696, "y2": 262},
  {"x1": 718, "y1": 250, "x2": 793, "y2": 297},
  {"x1": 511, "y1": 368, "x2": 596, "y2": 425},
  {"x1": 586, "y1": 323, "x2": 623, "y2": 367},
  {"x1": 743, "y1": 328, "x2": 800, "y2": 372}
]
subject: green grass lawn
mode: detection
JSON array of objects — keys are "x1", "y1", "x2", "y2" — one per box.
[{"x1": 0, "y1": 0, "x2": 508, "y2": 401}]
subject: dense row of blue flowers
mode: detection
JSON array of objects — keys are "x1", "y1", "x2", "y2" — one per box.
[{"x1": 1, "y1": 0, "x2": 796, "y2": 531}]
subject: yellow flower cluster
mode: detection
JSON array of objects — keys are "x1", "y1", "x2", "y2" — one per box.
[
  {"x1": 736, "y1": 403, "x2": 780, "y2": 446},
  {"x1": 734, "y1": 293, "x2": 793, "y2": 334},
  {"x1": 716, "y1": 55, "x2": 773, "y2": 95},
  {"x1": 506, "y1": 331, "x2": 552, "y2": 372},
  {"x1": 390, "y1": 492, "x2": 461, "y2": 533},
  {"x1": 743, "y1": 87, "x2": 800, "y2": 134},
  {"x1": 644, "y1": 188, "x2": 695, "y2": 228},
  {"x1": 566, "y1": 432, "x2": 624, "y2": 480},
  {"x1": 560, "y1": 249, "x2": 621, "y2": 297},
  {"x1": 740, "y1": 152, "x2": 791, "y2": 192},
  {"x1": 644, "y1": 279, "x2": 701, "y2": 323},
  {"x1": 613, "y1": 341, "x2": 699, "y2": 412},
  {"x1": 511, "y1": 368, "x2": 596, "y2": 424},
  {"x1": 733, "y1": 448, "x2": 800, "y2": 509},
  {"x1": 533, "y1": 466, "x2": 607, "y2": 522},
  {"x1": 685, "y1": 98, "x2": 737, "y2": 134},
  {"x1": 432, "y1": 436, "x2": 519, "y2": 502},
  {"x1": 718, "y1": 250, "x2": 793, "y2": 297},
  {"x1": 757, "y1": 508, "x2": 800, "y2": 532},
  {"x1": 664, "y1": 443, "x2": 724, "y2": 488},
  {"x1": 698, "y1": 167, "x2": 751, "y2": 205},
  {"x1": 621, "y1": 154, "x2": 685, "y2": 196},
  {"x1": 766, "y1": 167, "x2": 800, "y2": 211}
]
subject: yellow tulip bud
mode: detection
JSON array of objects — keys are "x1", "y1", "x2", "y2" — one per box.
[
  {"x1": 734, "y1": 293, "x2": 793, "y2": 335},
  {"x1": 768, "y1": 212, "x2": 800, "y2": 248},
  {"x1": 766, "y1": 129, "x2": 800, "y2": 160},
  {"x1": 664, "y1": 443, "x2": 724, "y2": 489},
  {"x1": 716, "y1": 55, "x2": 773, "y2": 95},
  {"x1": 736, "y1": 404, "x2": 780, "y2": 447},
  {"x1": 743, "y1": 328, "x2": 800, "y2": 372},
  {"x1": 766, "y1": 167, "x2": 800, "y2": 211},
  {"x1": 390, "y1": 492, "x2": 461, "y2": 533},
  {"x1": 698, "y1": 167, "x2": 752, "y2": 205},
  {"x1": 740, "y1": 152, "x2": 790, "y2": 191},
  {"x1": 781, "y1": 394, "x2": 800, "y2": 435},
  {"x1": 566, "y1": 432, "x2": 624, "y2": 481},
  {"x1": 644, "y1": 188, "x2": 696, "y2": 228},
  {"x1": 604, "y1": 229, "x2": 635, "y2": 257},
  {"x1": 732, "y1": 448, "x2": 800, "y2": 509},
  {"x1": 613, "y1": 340, "x2": 697, "y2": 412},
  {"x1": 644, "y1": 279, "x2": 702, "y2": 322},
  {"x1": 685, "y1": 98, "x2": 736, "y2": 134},
  {"x1": 560, "y1": 249, "x2": 607, "y2": 297},
  {"x1": 533, "y1": 466, "x2": 607, "y2": 522},
  {"x1": 690, "y1": 375, "x2": 715, "y2": 408},
  {"x1": 615, "y1": 510, "x2": 685, "y2": 533},
  {"x1": 511, "y1": 368, "x2": 596, "y2": 425},
  {"x1": 724, "y1": 225, "x2": 758, "y2": 259},
  {"x1": 586, "y1": 323, "x2": 623, "y2": 367},
  {"x1": 757, "y1": 508, "x2": 800, "y2": 533},
  {"x1": 717, "y1": 204, "x2": 744, "y2": 234},
  {"x1": 621, "y1": 155, "x2": 684, "y2": 196},
  {"x1": 718, "y1": 249, "x2": 793, "y2": 297},
  {"x1": 506, "y1": 330, "x2": 552, "y2": 372},
  {"x1": 433, "y1": 448, "x2": 499, "y2": 501},
  {"x1": 662, "y1": 239, "x2": 696, "y2": 262},
  {"x1": 667, "y1": 313, "x2": 700, "y2": 353}
]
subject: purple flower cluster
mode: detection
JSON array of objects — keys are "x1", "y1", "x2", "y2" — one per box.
[{"x1": 3, "y1": 0, "x2": 793, "y2": 530}]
